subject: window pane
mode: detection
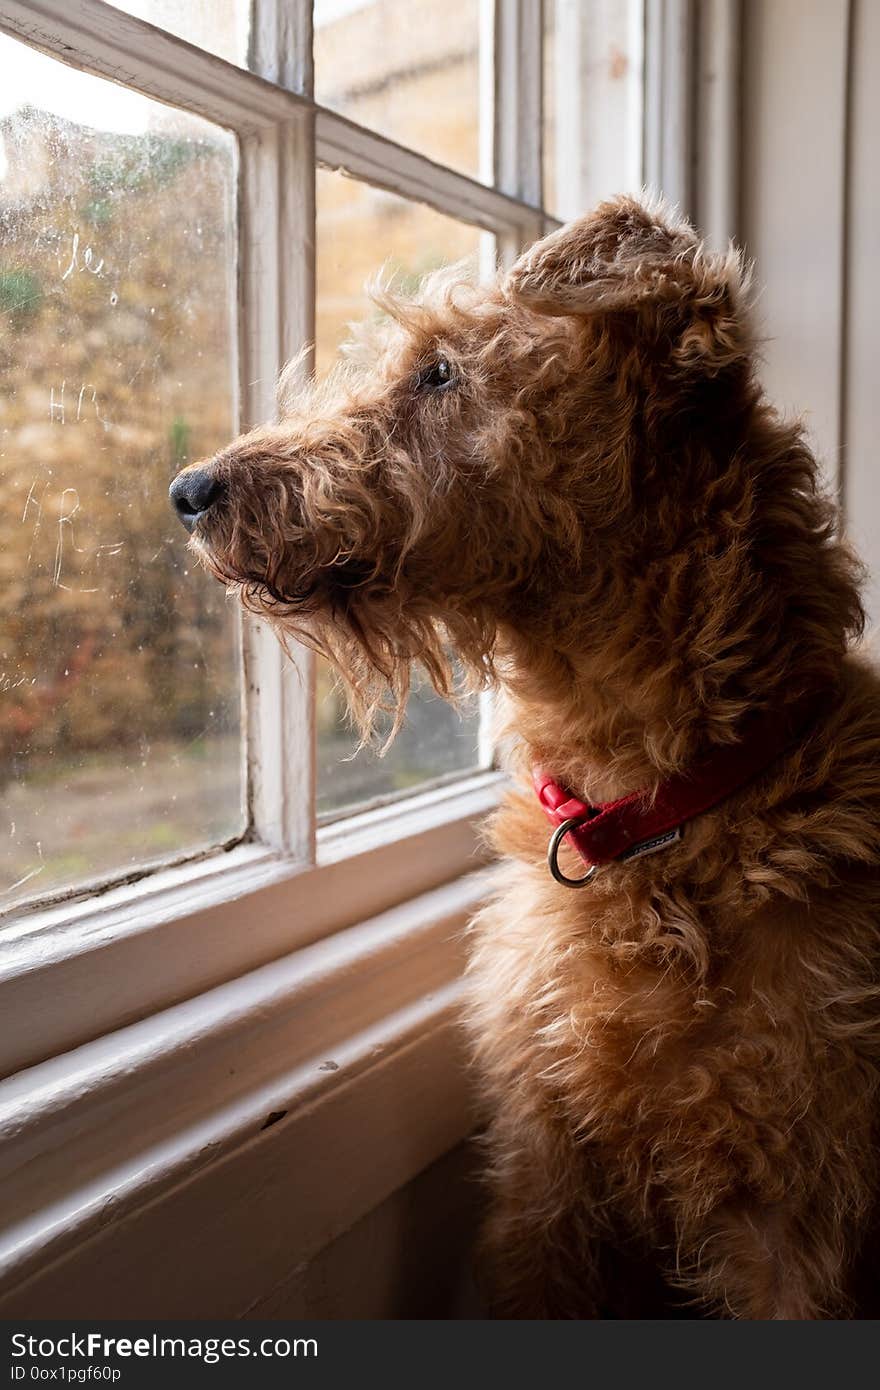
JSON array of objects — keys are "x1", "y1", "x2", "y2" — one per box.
[
  {"x1": 543, "y1": 0, "x2": 644, "y2": 219},
  {"x1": 0, "y1": 35, "x2": 244, "y2": 911},
  {"x1": 315, "y1": 170, "x2": 485, "y2": 818},
  {"x1": 105, "y1": 0, "x2": 251, "y2": 68},
  {"x1": 314, "y1": 0, "x2": 483, "y2": 180}
]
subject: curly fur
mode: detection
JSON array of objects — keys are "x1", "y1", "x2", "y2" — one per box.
[{"x1": 176, "y1": 195, "x2": 880, "y2": 1318}]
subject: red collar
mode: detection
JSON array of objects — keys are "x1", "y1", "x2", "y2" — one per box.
[{"x1": 533, "y1": 695, "x2": 828, "y2": 886}]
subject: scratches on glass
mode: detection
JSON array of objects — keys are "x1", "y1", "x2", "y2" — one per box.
[{"x1": 0, "y1": 33, "x2": 244, "y2": 912}]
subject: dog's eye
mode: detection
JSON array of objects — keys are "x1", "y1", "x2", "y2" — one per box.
[{"x1": 417, "y1": 357, "x2": 456, "y2": 393}]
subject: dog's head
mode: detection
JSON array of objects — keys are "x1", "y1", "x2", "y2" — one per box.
[{"x1": 169, "y1": 196, "x2": 818, "y2": 740}]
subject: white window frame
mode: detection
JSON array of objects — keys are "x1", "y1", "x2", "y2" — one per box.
[{"x1": 0, "y1": 0, "x2": 550, "y2": 1076}]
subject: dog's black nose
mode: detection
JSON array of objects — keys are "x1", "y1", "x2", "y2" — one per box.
[{"x1": 169, "y1": 467, "x2": 224, "y2": 532}]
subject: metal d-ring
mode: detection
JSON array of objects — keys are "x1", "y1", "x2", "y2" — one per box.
[{"x1": 547, "y1": 818, "x2": 601, "y2": 888}]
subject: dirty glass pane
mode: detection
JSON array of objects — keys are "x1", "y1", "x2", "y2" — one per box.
[
  {"x1": 0, "y1": 34, "x2": 244, "y2": 912},
  {"x1": 314, "y1": 170, "x2": 485, "y2": 818},
  {"x1": 105, "y1": 0, "x2": 251, "y2": 68},
  {"x1": 314, "y1": 0, "x2": 483, "y2": 180}
]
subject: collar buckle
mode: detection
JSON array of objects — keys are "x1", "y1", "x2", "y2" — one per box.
[{"x1": 547, "y1": 817, "x2": 602, "y2": 888}]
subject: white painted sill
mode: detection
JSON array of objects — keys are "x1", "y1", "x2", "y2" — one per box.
[
  {"x1": 0, "y1": 864, "x2": 493, "y2": 1309},
  {"x1": 0, "y1": 771, "x2": 505, "y2": 1079}
]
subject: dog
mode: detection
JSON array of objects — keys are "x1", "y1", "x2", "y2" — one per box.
[{"x1": 170, "y1": 195, "x2": 880, "y2": 1319}]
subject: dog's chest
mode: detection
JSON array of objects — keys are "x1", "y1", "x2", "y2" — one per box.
[
  {"x1": 473, "y1": 870, "x2": 698, "y2": 1055},
  {"x1": 469, "y1": 857, "x2": 825, "y2": 1221},
  {"x1": 469, "y1": 866, "x2": 749, "y2": 1142}
]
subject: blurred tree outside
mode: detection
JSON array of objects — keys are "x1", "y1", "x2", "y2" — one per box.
[{"x1": 0, "y1": 78, "x2": 243, "y2": 906}]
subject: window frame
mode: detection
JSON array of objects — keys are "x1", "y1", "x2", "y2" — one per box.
[{"x1": 0, "y1": 0, "x2": 551, "y2": 1075}]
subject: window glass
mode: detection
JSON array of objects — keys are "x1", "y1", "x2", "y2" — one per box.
[
  {"x1": 314, "y1": 0, "x2": 483, "y2": 180},
  {"x1": 314, "y1": 170, "x2": 485, "y2": 818},
  {"x1": 105, "y1": 0, "x2": 251, "y2": 68},
  {"x1": 0, "y1": 34, "x2": 244, "y2": 911}
]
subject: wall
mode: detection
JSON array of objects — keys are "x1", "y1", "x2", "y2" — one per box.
[
  {"x1": 842, "y1": 0, "x2": 880, "y2": 628},
  {"x1": 740, "y1": 0, "x2": 880, "y2": 624},
  {"x1": 0, "y1": 1140, "x2": 482, "y2": 1320},
  {"x1": 244, "y1": 1144, "x2": 482, "y2": 1320}
]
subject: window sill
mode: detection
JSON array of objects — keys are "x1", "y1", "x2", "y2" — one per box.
[
  {"x1": 0, "y1": 771, "x2": 504, "y2": 1079},
  {"x1": 0, "y1": 865, "x2": 492, "y2": 1313}
]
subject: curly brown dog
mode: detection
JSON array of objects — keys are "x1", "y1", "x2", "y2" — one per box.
[{"x1": 170, "y1": 195, "x2": 880, "y2": 1319}]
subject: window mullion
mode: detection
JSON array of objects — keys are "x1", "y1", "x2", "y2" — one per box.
[
  {"x1": 491, "y1": 0, "x2": 543, "y2": 266},
  {"x1": 644, "y1": 0, "x2": 696, "y2": 215},
  {"x1": 315, "y1": 109, "x2": 544, "y2": 242},
  {"x1": 694, "y1": 0, "x2": 741, "y2": 248},
  {"x1": 493, "y1": 0, "x2": 543, "y2": 209},
  {"x1": 242, "y1": 0, "x2": 316, "y2": 862},
  {"x1": 0, "y1": 0, "x2": 299, "y2": 128},
  {"x1": 250, "y1": 0, "x2": 313, "y2": 92}
]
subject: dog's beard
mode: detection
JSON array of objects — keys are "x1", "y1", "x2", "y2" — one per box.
[
  {"x1": 190, "y1": 526, "x2": 465, "y2": 745},
  {"x1": 190, "y1": 505, "x2": 324, "y2": 609},
  {"x1": 189, "y1": 477, "x2": 496, "y2": 747}
]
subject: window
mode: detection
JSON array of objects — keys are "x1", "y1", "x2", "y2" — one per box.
[
  {"x1": 313, "y1": 0, "x2": 483, "y2": 178},
  {"x1": 1, "y1": 32, "x2": 243, "y2": 911},
  {"x1": 105, "y1": 0, "x2": 252, "y2": 66},
  {"x1": 0, "y1": 0, "x2": 644, "y2": 1078}
]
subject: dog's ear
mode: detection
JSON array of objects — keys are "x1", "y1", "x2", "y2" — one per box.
[{"x1": 505, "y1": 195, "x2": 750, "y2": 376}]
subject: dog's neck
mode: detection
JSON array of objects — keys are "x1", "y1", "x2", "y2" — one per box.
[
  {"x1": 492, "y1": 402, "x2": 861, "y2": 802},
  {"x1": 497, "y1": 577, "x2": 854, "y2": 804},
  {"x1": 486, "y1": 391, "x2": 856, "y2": 806},
  {"x1": 497, "y1": 658, "x2": 686, "y2": 803}
]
